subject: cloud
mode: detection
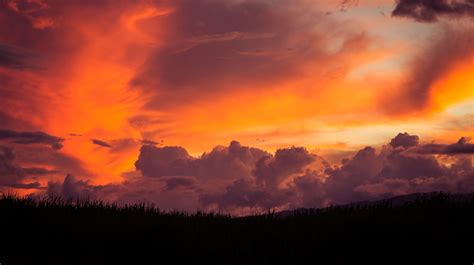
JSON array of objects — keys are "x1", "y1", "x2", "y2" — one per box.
[
  {"x1": 22, "y1": 167, "x2": 57, "y2": 175},
  {"x1": 200, "y1": 133, "x2": 474, "y2": 211},
  {"x1": 323, "y1": 146, "x2": 386, "y2": 204},
  {"x1": 378, "y1": 151, "x2": 446, "y2": 180},
  {"x1": 0, "y1": 0, "x2": 470, "y2": 213},
  {"x1": 91, "y1": 139, "x2": 112, "y2": 148},
  {"x1": 131, "y1": 0, "x2": 368, "y2": 111},
  {"x1": 0, "y1": 129, "x2": 64, "y2": 149},
  {"x1": 0, "y1": 146, "x2": 23, "y2": 187},
  {"x1": 46, "y1": 174, "x2": 200, "y2": 211},
  {"x1": 253, "y1": 147, "x2": 319, "y2": 188},
  {"x1": 135, "y1": 145, "x2": 192, "y2": 177},
  {"x1": 390, "y1": 132, "x2": 419, "y2": 148},
  {"x1": 164, "y1": 176, "x2": 195, "y2": 191},
  {"x1": 38, "y1": 133, "x2": 474, "y2": 213},
  {"x1": 201, "y1": 146, "x2": 326, "y2": 211},
  {"x1": 382, "y1": 27, "x2": 474, "y2": 113},
  {"x1": 4, "y1": 0, "x2": 55, "y2": 30},
  {"x1": 355, "y1": 157, "x2": 474, "y2": 196},
  {"x1": 0, "y1": 146, "x2": 50, "y2": 189},
  {"x1": 291, "y1": 171, "x2": 326, "y2": 208},
  {"x1": 0, "y1": 43, "x2": 38, "y2": 69},
  {"x1": 414, "y1": 137, "x2": 474, "y2": 155},
  {"x1": 200, "y1": 178, "x2": 282, "y2": 210},
  {"x1": 141, "y1": 139, "x2": 159, "y2": 145},
  {"x1": 13, "y1": 145, "x2": 90, "y2": 177},
  {"x1": 392, "y1": 0, "x2": 474, "y2": 22},
  {"x1": 135, "y1": 141, "x2": 268, "y2": 180},
  {"x1": 47, "y1": 174, "x2": 114, "y2": 200}
]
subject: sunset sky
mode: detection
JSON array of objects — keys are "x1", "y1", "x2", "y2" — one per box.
[{"x1": 0, "y1": 0, "x2": 473, "y2": 213}]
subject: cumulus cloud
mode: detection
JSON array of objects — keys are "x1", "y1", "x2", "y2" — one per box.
[
  {"x1": 200, "y1": 178, "x2": 294, "y2": 212},
  {"x1": 356, "y1": 158, "x2": 474, "y2": 196},
  {"x1": 135, "y1": 141, "x2": 268, "y2": 180},
  {"x1": 201, "y1": 134, "x2": 473, "y2": 211},
  {"x1": 322, "y1": 146, "x2": 386, "y2": 204},
  {"x1": 201, "y1": 146, "x2": 326, "y2": 211},
  {"x1": 340, "y1": 136, "x2": 474, "y2": 201},
  {"x1": 392, "y1": 0, "x2": 474, "y2": 22},
  {"x1": 41, "y1": 133, "x2": 474, "y2": 214},
  {"x1": 253, "y1": 147, "x2": 318, "y2": 188},
  {"x1": 378, "y1": 151, "x2": 445, "y2": 180},
  {"x1": 390, "y1": 132, "x2": 419, "y2": 148},
  {"x1": 135, "y1": 145, "x2": 192, "y2": 177},
  {"x1": 164, "y1": 176, "x2": 195, "y2": 191},
  {"x1": 47, "y1": 174, "x2": 117, "y2": 201},
  {"x1": 46, "y1": 174, "x2": 200, "y2": 211}
]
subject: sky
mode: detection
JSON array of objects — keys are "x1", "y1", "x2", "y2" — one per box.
[{"x1": 0, "y1": 0, "x2": 473, "y2": 214}]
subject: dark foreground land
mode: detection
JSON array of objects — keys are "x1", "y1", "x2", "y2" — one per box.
[{"x1": 1, "y1": 192, "x2": 473, "y2": 265}]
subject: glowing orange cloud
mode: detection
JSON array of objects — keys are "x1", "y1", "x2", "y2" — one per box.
[
  {"x1": 0, "y1": 0, "x2": 472, "y2": 190},
  {"x1": 37, "y1": 4, "x2": 175, "y2": 184}
]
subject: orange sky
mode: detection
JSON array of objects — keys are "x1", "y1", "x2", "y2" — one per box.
[{"x1": 0, "y1": 0, "x2": 472, "y2": 192}]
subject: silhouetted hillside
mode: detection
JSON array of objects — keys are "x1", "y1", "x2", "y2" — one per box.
[{"x1": 1, "y1": 192, "x2": 473, "y2": 265}]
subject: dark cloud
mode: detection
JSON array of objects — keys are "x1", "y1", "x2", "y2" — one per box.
[
  {"x1": 392, "y1": 0, "x2": 474, "y2": 22},
  {"x1": 291, "y1": 171, "x2": 326, "y2": 208},
  {"x1": 201, "y1": 133, "x2": 474, "y2": 211},
  {"x1": 356, "y1": 158, "x2": 474, "y2": 196},
  {"x1": 164, "y1": 176, "x2": 195, "y2": 191},
  {"x1": 47, "y1": 174, "x2": 114, "y2": 200},
  {"x1": 108, "y1": 138, "x2": 140, "y2": 152},
  {"x1": 39, "y1": 133, "x2": 474, "y2": 213},
  {"x1": 197, "y1": 141, "x2": 269, "y2": 180},
  {"x1": 323, "y1": 146, "x2": 386, "y2": 204},
  {"x1": 0, "y1": 112, "x2": 35, "y2": 131},
  {"x1": 383, "y1": 27, "x2": 474, "y2": 113},
  {"x1": 14, "y1": 145, "x2": 90, "y2": 177},
  {"x1": 200, "y1": 178, "x2": 291, "y2": 211},
  {"x1": 253, "y1": 147, "x2": 317, "y2": 188},
  {"x1": 135, "y1": 145, "x2": 192, "y2": 177},
  {"x1": 142, "y1": 139, "x2": 159, "y2": 145},
  {"x1": 415, "y1": 137, "x2": 474, "y2": 155},
  {"x1": 46, "y1": 174, "x2": 200, "y2": 211},
  {"x1": 0, "y1": 146, "x2": 50, "y2": 189},
  {"x1": 132, "y1": 0, "x2": 367, "y2": 109},
  {"x1": 390, "y1": 132, "x2": 419, "y2": 148},
  {"x1": 8, "y1": 181, "x2": 42, "y2": 189},
  {"x1": 200, "y1": 146, "x2": 325, "y2": 211},
  {"x1": 378, "y1": 151, "x2": 446, "y2": 180},
  {"x1": 22, "y1": 167, "x2": 57, "y2": 175},
  {"x1": 135, "y1": 141, "x2": 268, "y2": 180},
  {"x1": 0, "y1": 129, "x2": 64, "y2": 149},
  {"x1": 0, "y1": 43, "x2": 39, "y2": 69},
  {"x1": 444, "y1": 137, "x2": 474, "y2": 154},
  {"x1": 91, "y1": 139, "x2": 112, "y2": 148},
  {"x1": 0, "y1": 146, "x2": 23, "y2": 187}
]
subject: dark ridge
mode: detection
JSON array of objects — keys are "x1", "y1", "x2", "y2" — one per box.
[{"x1": 1, "y1": 192, "x2": 473, "y2": 264}]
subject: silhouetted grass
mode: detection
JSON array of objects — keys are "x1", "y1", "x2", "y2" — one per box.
[{"x1": 1, "y1": 192, "x2": 473, "y2": 265}]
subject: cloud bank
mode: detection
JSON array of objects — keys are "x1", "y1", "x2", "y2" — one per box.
[
  {"x1": 41, "y1": 133, "x2": 474, "y2": 214},
  {"x1": 392, "y1": 0, "x2": 474, "y2": 22}
]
